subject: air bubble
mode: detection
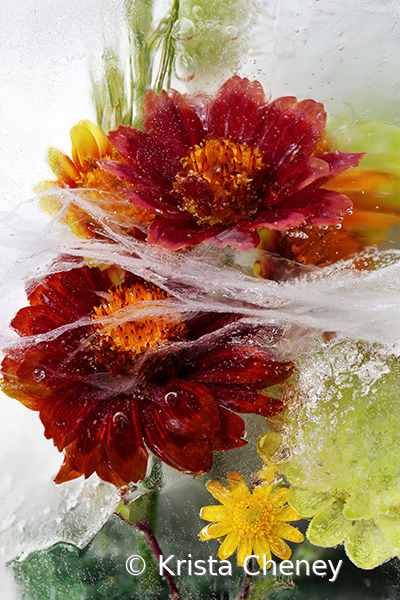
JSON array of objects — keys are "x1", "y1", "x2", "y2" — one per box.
[
  {"x1": 165, "y1": 391, "x2": 178, "y2": 406},
  {"x1": 113, "y1": 412, "x2": 129, "y2": 427},
  {"x1": 192, "y1": 5, "x2": 203, "y2": 17},
  {"x1": 226, "y1": 26, "x2": 239, "y2": 40},
  {"x1": 174, "y1": 52, "x2": 196, "y2": 81},
  {"x1": 33, "y1": 368, "x2": 46, "y2": 382},
  {"x1": 171, "y1": 18, "x2": 196, "y2": 41}
]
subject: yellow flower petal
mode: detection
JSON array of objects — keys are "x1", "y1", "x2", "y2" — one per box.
[
  {"x1": 200, "y1": 505, "x2": 228, "y2": 522},
  {"x1": 47, "y1": 147, "x2": 79, "y2": 184},
  {"x1": 80, "y1": 119, "x2": 112, "y2": 158},
  {"x1": 253, "y1": 536, "x2": 272, "y2": 567},
  {"x1": 206, "y1": 480, "x2": 233, "y2": 505},
  {"x1": 227, "y1": 471, "x2": 249, "y2": 495},
  {"x1": 269, "y1": 535, "x2": 292, "y2": 560},
  {"x1": 275, "y1": 506, "x2": 302, "y2": 522},
  {"x1": 70, "y1": 120, "x2": 110, "y2": 172},
  {"x1": 269, "y1": 487, "x2": 288, "y2": 507},
  {"x1": 237, "y1": 537, "x2": 253, "y2": 567},
  {"x1": 218, "y1": 529, "x2": 240, "y2": 561},
  {"x1": 274, "y1": 522, "x2": 304, "y2": 543},
  {"x1": 199, "y1": 521, "x2": 232, "y2": 541}
]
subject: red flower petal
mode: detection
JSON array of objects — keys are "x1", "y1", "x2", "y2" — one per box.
[
  {"x1": 321, "y1": 152, "x2": 365, "y2": 179},
  {"x1": 11, "y1": 305, "x2": 67, "y2": 336},
  {"x1": 209, "y1": 407, "x2": 246, "y2": 451},
  {"x1": 147, "y1": 217, "x2": 216, "y2": 250},
  {"x1": 144, "y1": 89, "x2": 205, "y2": 155},
  {"x1": 54, "y1": 459, "x2": 82, "y2": 484},
  {"x1": 239, "y1": 209, "x2": 307, "y2": 232},
  {"x1": 188, "y1": 344, "x2": 293, "y2": 388},
  {"x1": 105, "y1": 398, "x2": 148, "y2": 484},
  {"x1": 269, "y1": 157, "x2": 330, "y2": 205},
  {"x1": 105, "y1": 127, "x2": 178, "y2": 190},
  {"x1": 26, "y1": 267, "x2": 111, "y2": 321},
  {"x1": 259, "y1": 98, "x2": 326, "y2": 169},
  {"x1": 39, "y1": 383, "x2": 97, "y2": 450},
  {"x1": 1, "y1": 354, "x2": 45, "y2": 409},
  {"x1": 208, "y1": 76, "x2": 266, "y2": 143},
  {"x1": 144, "y1": 407, "x2": 214, "y2": 473},
  {"x1": 210, "y1": 386, "x2": 283, "y2": 417},
  {"x1": 123, "y1": 189, "x2": 188, "y2": 220},
  {"x1": 152, "y1": 379, "x2": 221, "y2": 438}
]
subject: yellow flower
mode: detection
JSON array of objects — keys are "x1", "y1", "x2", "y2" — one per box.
[
  {"x1": 199, "y1": 470, "x2": 303, "y2": 568},
  {"x1": 36, "y1": 120, "x2": 154, "y2": 238}
]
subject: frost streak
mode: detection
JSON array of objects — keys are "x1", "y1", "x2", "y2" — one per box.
[{"x1": 2, "y1": 193, "x2": 400, "y2": 347}]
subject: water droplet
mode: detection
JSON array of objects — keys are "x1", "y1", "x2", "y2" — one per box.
[
  {"x1": 321, "y1": 521, "x2": 328, "y2": 529},
  {"x1": 113, "y1": 412, "x2": 129, "y2": 428},
  {"x1": 192, "y1": 5, "x2": 203, "y2": 18},
  {"x1": 33, "y1": 368, "x2": 46, "y2": 382},
  {"x1": 171, "y1": 18, "x2": 196, "y2": 41},
  {"x1": 335, "y1": 223, "x2": 342, "y2": 229},
  {"x1": 226, "y1": 26, "x2": 239, "y2": 40},
  {"x1": 174, "y1": 52, "x2": 196, "y2": 81},
  {"x1": 165, "y1": 391, "x2": 178, "y2": 406}
]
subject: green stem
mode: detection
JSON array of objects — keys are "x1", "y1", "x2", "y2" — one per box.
[
  {"x1": 136, "y1": 518, "x2": 181, "y2": 600},
  {"x1": 154, "y1": 0, "x2": 180, "y2": 94}
]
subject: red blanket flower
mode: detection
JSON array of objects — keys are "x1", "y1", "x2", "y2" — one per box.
[
  {"x1": 1, "y1": 265, "x2": 292, "y2": 487},
  {"x1": 101, "y1": 76, "x2": 363, "y2": 250}
]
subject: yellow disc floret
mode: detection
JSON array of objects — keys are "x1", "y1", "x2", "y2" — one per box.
[
  {"x1": 91, "y1": 279, "x2": 186, "y2": 375},
  {"x1": 174, "y1": 138, "x2": 265, "y2": 226}
]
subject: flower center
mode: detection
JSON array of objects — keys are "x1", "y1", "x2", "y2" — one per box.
[
  {"x1": 90, "y1": 279, "x2": 186, "y2": 375},
  {"x1": 174, "y1": 138, "x2": 265, "y2": 226},
  {"x1": 232, "y1": 493, "x2": 276, "y2": 538},
  {"x1": 76, "y1": 152, "x2": 122, "y2": 192}
]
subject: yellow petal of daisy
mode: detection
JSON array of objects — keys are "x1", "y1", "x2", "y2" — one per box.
[
  {"x1": 200, "y1": 505, "x2": 227, "y2": 522},
  {"x1": 268, "y1": 535, "x2": 292, "y2": 560},
  {"x1": 80, "y1": 119, "x2": 112, "y2": 158},
  {"x1": 270, "y1": 487, "x2": 288, "y2": 507},
  {"x1": 206, "y1": 480, "x2": 233, "y2": 505},
  {"x1": 199, "y1": 521, "x2": 232, "y2": 541},
  {"x1": 227, "y1": 471, "x2": 250, "y2": 495},
  {"x1": 275, "y1": 506, "x2": 302, "y2": 522},
  {"x1": 71, "y1": 120, "x2": 104, "y2": 172},
  {"x1": 237, "y1": 537, "x2": 253, "y2": 567},
  {"x1": 218, "y1": 529, "x2": 241, "y2": 560},
  {"x1": 253, "y1": 535, "x2": 272, "y2": 567},
  {"x1": 274, "y1": 522, "x2": 304, "y2": 543},
  {"x1": 47, "y1": 147, "x2": 79, "y2": 184}
]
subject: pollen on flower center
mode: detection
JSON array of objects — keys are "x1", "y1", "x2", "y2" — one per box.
[
  {"x1": 90, "y1": 280, "x2": 186, "y2": 374},
  {"x1": 76, "y1": 152, "x2": 122, "y2": 192},
  {"x1": 174, "y1": 138, "x2": 265, "y2": 226},
  {"x1": 232, "y1": 494, "x2": 275, "y2": 537}
]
